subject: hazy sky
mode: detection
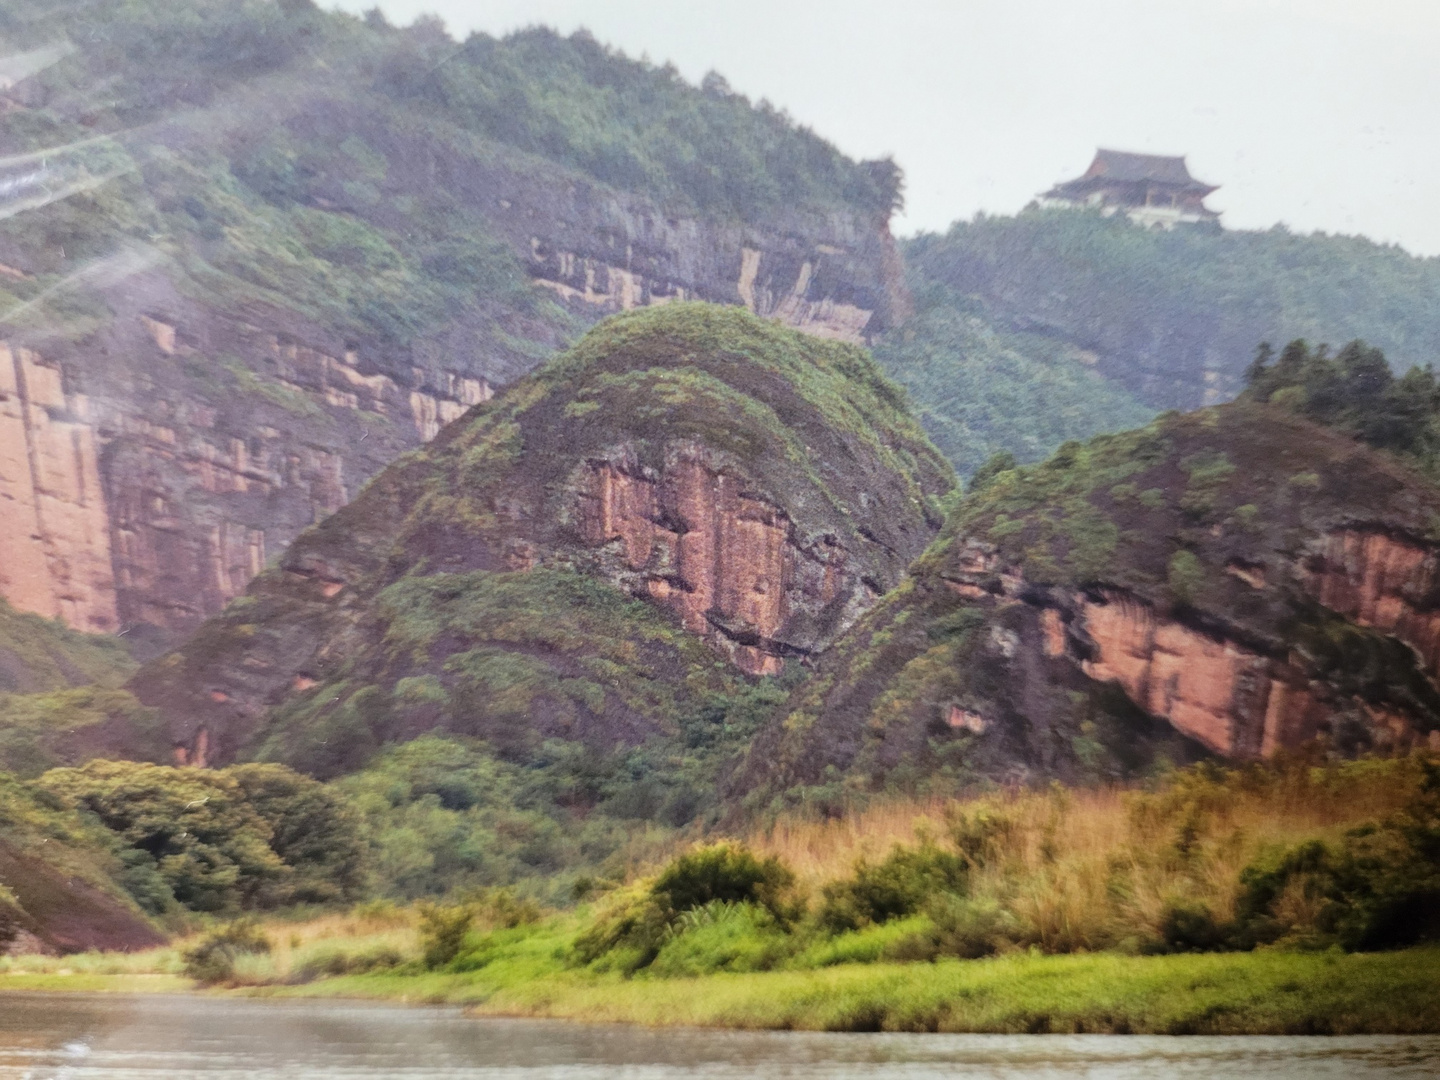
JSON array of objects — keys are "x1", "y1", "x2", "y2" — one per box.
[{"x1": 335, "y1": 0, "x2": 1440, "y2": 256}]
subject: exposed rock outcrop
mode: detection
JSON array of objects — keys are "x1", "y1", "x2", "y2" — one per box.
[
  {"x1": 0, "y1": 311, "x2": 496, "y2": 651},
  {"x1": 1073, "y1": 590, "x2": 1324, "y2": 757},
  {"x1": 0, "y1": 222, "x2": 898, "y2": 650},
  {"x1": 126, "y1": 306, "x2": 954, "y2": 771},
  {"x1": 733, "y1": 402, "x2": 1440, "y2": 805},
  {"x1": 1304, "y1": 529, "x2": 1440, "y2": 678},
  {"x1": 574, "y1": 451, "x2": 865, "y2": 675},
  {"x1": 0, "y1": 345, "x2": 116, "y2": 633},
  {"x1": 0, "y1": 19, "x2": 907, "y2": 653}
]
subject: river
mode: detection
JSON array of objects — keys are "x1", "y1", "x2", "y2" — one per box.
[{"x1": 0, "y1": 993, "x2": 1437, "y2": 1078}]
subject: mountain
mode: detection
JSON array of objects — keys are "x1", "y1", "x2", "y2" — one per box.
[
  {"x1": 0, "y1": 0, "x2": 906, "y2": 653},
  {"x1": 872, "y1": 286, "x2": 1156, "y2": 478},
  {"x1": 126, "y1": 305, "x2": 955, "y2": 787},
  {"x1": 879, "y1": 208, "x2": 1440, "y2": 476},
  {"x1": 734, "y1": 397, "x2": 1440, "y2": 812}
]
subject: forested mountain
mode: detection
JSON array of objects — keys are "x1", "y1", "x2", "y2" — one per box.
[
  {"x1": 872, "y1": 280, "x2": 1155, "y2": 477},
  {"x1": 878, "y1": 208, "x2": 1440, "y2": 476},
  {"x1": 0, "y1": 0, "x2": 905, "y2": 657}
]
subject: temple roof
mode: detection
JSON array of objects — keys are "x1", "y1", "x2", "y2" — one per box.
[
  {"x1": 1047, "y1": 149, "x2": 1218, "y2": 197},
  {"x1": 1086, "y1": 150, "x2": 1200, "y2": 185}
]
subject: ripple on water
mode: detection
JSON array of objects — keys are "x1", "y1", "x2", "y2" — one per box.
[{"x1": 0, "y1": 993, "x2": 1437, "y2": 1079}]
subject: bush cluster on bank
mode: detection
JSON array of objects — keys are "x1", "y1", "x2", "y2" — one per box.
[{"x1": 543, "y1": 756, "x2": 1440, "y2": 978}]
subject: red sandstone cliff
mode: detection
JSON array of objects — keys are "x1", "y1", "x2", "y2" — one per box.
[
  {"x1": 936, "y1": 526, "x2": 1440, "y2": 762},
  {"x1": 0, "y1": 314, "x2": 492, "y2": 648},
  {"x1": 574, "y1": 451, "x2": 864, "y2": 675}
]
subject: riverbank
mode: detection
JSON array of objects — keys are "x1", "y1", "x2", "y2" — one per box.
[
  {"x1": 6, "y1": 939, "x2": 1439, "y2": 1035},
  {"x1": 260, "y1": 946, "x2": 1440, "y2": 1035}
]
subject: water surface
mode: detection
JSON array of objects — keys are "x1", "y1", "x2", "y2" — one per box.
[{"x1": 0, "y1": 992, "x2": 1437, "y2": 1078}]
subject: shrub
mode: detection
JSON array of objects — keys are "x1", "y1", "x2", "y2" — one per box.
[
  {"x1": 417, "y1": 902, "x2": 473, "y2": 969},
  {"x1": 945, "y1": 806, "x2": 1016, "y2": 869},
  {"x1": 925, "y1": 895, "x2": 1021, "y2": 958},
  {"x1": 648, "y1": 901, "x2": 790, "y2": 977},
  {"x1": 182, "y1": 919, "x2": 271, "y2": 985},
  {"x1": 480, "y1": 889, "x2": 542, "y2": 930},
  {"x1": 1159, "y1": 901, "x2": 1230, "y2": 953},
  {"x1": 226, "y1": 763, "x2": 367, "y2": 905},
  {"x1": 570, "y1": 884, "x2": 670, "y2": 970},
  {"x1": 1229, "y1": 762, "x2": 1440, "y2": 951},
  {"x1": 40, "y1": 761, "x2": 285, "y2": 913},
  {"x1": 291, "y1": 945, "x2": 405, "y2": 982},
  {"x1": 795, "y1": 915, "x2": 933, "y2": 968},
  {"x1": 37, "y1": 759, "x2": 364, "y2": 913},
  {"x1": 572, "y1": 844, "x2": 800, "y2": 973},
  {"x1": 652, "y1": 843, "x2": 799, "y2": 925},
  {"x1": 819, "y1": 842, "x2": 968, "y2": 932}
]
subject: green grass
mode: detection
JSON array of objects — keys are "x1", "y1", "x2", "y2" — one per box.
[
  {"x1": 0, "y1": 972, "x2": 188, "y2": 993},
  {"x1": 0, "y1": 597, "x2": 136, "y2": 695},
  {"x1": 4, "y1": 893, "x2": 1438, "y2": 1034},
  {"x1": 251, "y1": 943, "x2": 1440, "y2": 1034}
]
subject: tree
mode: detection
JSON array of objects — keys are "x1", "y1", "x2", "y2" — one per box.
[
  {"x1": 41, "y1": 761, "x2": 284, "y2": 913},
  {"x1": 227, "y1": 764, "x2": 366, "y2": 905}
]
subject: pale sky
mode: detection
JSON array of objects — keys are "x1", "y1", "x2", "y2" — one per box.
[{"x1": 334, "y1": 0, "x2": 1440, "y2": 256}]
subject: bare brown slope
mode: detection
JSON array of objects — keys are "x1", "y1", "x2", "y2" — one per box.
[{"x1": 0, "y1": 840, "x2": 164, "y2": 955}]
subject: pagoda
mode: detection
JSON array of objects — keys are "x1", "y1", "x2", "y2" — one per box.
[{"x1": 1040, "y1": 149, "x2": 1219, "y2": 228}]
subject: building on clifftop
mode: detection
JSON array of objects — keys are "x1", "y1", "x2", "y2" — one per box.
[{"x1": 1040, "y1": 149, "x2": 1219, "y2": 228}]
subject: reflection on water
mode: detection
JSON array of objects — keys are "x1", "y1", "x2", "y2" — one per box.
[{"x1": 0, "y1": 992, "x2": 1437, "y2": 1079}]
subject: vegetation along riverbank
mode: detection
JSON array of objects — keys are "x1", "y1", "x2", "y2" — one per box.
[{"x1": 4, "y1": 755, "x2": 1439, "y2": 1034}]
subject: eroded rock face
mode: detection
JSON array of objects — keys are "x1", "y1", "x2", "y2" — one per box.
[
  {"x1": 0, "y1": 345, "x2": 117, "y2": 633},
  {"x1": 0, "y1": 318, "x2": 492, "y2": 647},
  {"x1": 933, "y1": 536, "x2": 1414, "y2": 761},
  {"x1": 573, "y1": 450, "x2": 862, "y2": 674},
  {"x1": 0, "y1": 209, "x2": 903, "y2": 649},
  {"x1": 126, "y1": 305, "x2": 953, "y2": 770},
  {"x1": 1075, "y1": 591, "x2": 1322, "y2": 758},
  {"x1": 1304, "y1": 529, "x2": 1440, "y2": 677},
  {"x1": 533, "y1": 243, "x2": 880, "y2": 345}
]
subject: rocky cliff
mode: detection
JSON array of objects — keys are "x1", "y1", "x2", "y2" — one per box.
[
  {"x1": 125, "y1": 305, "x2": 954, "y2": 773},
  {"x1": 0, "y1": 2, "x2": 908, "y2": 653},
  {"x1": 734, "y1": 402, "x2": 1440, "y2": 808}
]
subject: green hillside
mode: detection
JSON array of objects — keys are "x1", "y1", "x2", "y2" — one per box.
[
  {"x1": 873, "y1": 283, "x2": 1156, "y2": 477},
  {"x1": 0, "y1": 597, "x2": 135, "y2": 694},
  {"x1": 907, "y1": 209, "x2": 1440, "y2": 409},
  {"x1": 0, "y1": 0, "x2": 893, "y2": 356},
  {"x1": 880, "y1": 209, "x2": 1440, "y2": 477}
]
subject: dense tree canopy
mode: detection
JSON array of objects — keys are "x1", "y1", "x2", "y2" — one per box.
[{"x1": 1245, "y1": 339, "x2": 1440, "y2": 476}]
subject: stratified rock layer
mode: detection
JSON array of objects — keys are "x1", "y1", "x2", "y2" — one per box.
[
  {"x1": 1305, "y1": 530, "x2": 1440, "y2": 678},
  {"x1": 575, "y1": 453, "x2": 861, "y2": 675},
  {"x1": 0, "y1": 345, "x2": 116, "y2": 632}
]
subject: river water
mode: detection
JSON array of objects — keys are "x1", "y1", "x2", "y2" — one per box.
[{"x1": 0, "y1": 993, "x2": 1437, "y2": 1079}]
